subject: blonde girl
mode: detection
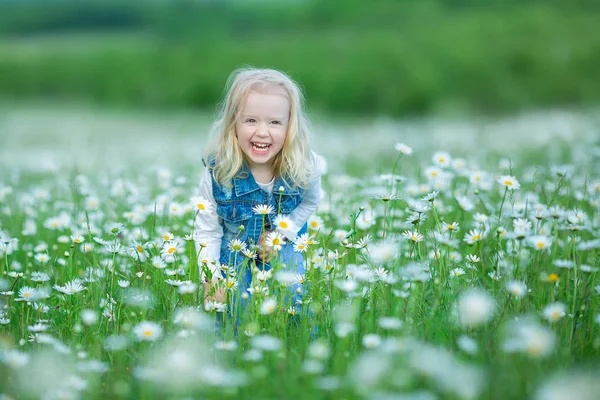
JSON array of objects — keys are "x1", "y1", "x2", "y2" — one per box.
[{"x1": 193, "y1": 67, "x2": 324, "y2": 321}]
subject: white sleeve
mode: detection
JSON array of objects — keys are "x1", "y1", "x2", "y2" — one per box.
[
  {"x1": 193, "y1": 168, "x2": 223, "y2": 282},
  {"x1": 285, "y1": 154, "x2": 326, "y2": 241}
]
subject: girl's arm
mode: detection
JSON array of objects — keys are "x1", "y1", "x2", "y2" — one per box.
[
  {"x1": 193, "y1": 168, "x2": 223, "y2": 283},
  {"x1": 284, "y1": 154, "x2": 326, "y2": 240}
]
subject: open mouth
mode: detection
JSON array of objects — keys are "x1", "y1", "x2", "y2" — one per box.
[{"x1": 252, "y1": 142, "x2": 271, "y2": 151}]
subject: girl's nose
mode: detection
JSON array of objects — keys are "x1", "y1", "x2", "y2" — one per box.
[{"x1": 256, "y1": 123, "x2": 269, "y2": 137}]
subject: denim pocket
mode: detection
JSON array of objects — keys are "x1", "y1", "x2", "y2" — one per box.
[{"x1": 216, "y1": 199, "x2": 253, "y2": 224}]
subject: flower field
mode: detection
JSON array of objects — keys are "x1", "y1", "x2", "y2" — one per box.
[{"x1": 1, "y1": 107, "x2": 600, "y2": 399}]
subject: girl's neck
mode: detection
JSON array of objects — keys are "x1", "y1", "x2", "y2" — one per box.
[{"x1": 250, "y1": 167, "x2": 275, "y2": 184}]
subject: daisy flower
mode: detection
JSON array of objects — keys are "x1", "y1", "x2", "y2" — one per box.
[
  {"x1": 70, "y1": 235, "x2": 85, "y2": 244},
  {"x1": 442, "y1": 221, "x2": 460, "y2": 233},
  {"x1": 497, "y1": 175, "x2": 520, "y2": 190},
  {"x1": 81, "y1": 310, "x2": 98, "y2": 326},
  {"x1": 506, "y1": 280, "x2": 527, "y2": 298},
  {"x1": 402, "y1": 230, "x2": 424, "y2": 243},
  {"x1": 161, "y1": 231, "x2": 175, "y2": 241},
  {"x1": 53, "y1": 280, "x2": 86, "y2": 295},
  {"x1": 34, "y1": 253, "x2": 50, "y2": 264},
  {"x1": 130, "y1": 241, "x2": 148, "y2": 261},
  {"x1": 456, "y1": 289, "x2": 495, "y2": 328},
  {"x1": 273, "y1": 214, "x2": 297, "y2": 238},
  {"x1": 450, "y1": 268, "x2": 466, "y2": 277},
  {"x1": 190, "y1": 196, "x2": 212, "y2": 213},
  {"x1": 260, "y1": 298, "x2": 277, "y2": 315},
  {"x1": 372, "y1": 193, "x2": 401, "y2": 202},
  {"x1": 424, "y1": 166, "x2": 442, "y2": 180},
  {"x1": 265, "y1": 231, "x2": 285, "y2": 252},
  {"x1": 17, "y1": 286, "x2": 38, "y2": 302},
  {"x1": 513, "y1": 218, "x2": 532, "y2": 238},
  {"x1": 150, "y1": 256, "x2": 167, "y2": 269},
  {"x1": 228, "y1": 239, "x2": 247, "y2": 253},
  {"x1": 133, "y1": 321, "x2": 163, "y2": 342},
  {"x1": 161, "y1": 241, "x2": 179, "y2": 258},
  {"x1": 464, "y1": 229, "x2": 484, "y2": 245},
  {"x1": 432, "y1": 151, "x2": 452, "y2": 168},
  {"x1": 542, "y1": 302, "x2": 566, "y2": 323},
  {"x1": 308, "y1": 215, "x2": 324, "y2": 231},
  {"x1": 394, "y1": 143, "x2": 413, "y2": 155},
  {"x1": 362, "y1": 334, "x2": 382, "y2": 349},
  {"x1": 335, "y1": 279, "x2": 359, "y2": 293},
  {"x1": 527, "y1": 235, "x2": 552, "y2": 251},
  {"x1": 225, "y1": 278, "x2": 239, "y2": 291},
  {"x1": 30, "y1": 272, "x2": 50, "y2": 282},
  {"x1": 421, "y1": 191, "x2": 439, "y2": 203},
  {"x1": 106, "y1": 222, "x2": 125, "y2": 235},
  {"x1": 252, "y1": 204, "x2": 274, "y2": 215},
  {"x1": 293, "y1": 240, "x2": 308, "y2": 253},
  {"x1": 241, "y1": 248, "x2": 257, "y2": 260},
  {"x1": 502, "y1": 318, "x2": 555, "y2": 358},
  {"x1": 466, "y1": 254, "x2": 480, "y2": 264}
]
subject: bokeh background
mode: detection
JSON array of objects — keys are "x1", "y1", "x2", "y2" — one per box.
[{"x1": 1, "y1": 0, "x2": 599, "y2": 171}]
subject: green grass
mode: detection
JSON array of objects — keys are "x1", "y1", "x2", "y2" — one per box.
[
  {"x1": 1, "y1": 1, "x2": 600, "y2": 116},
  {"x1": 1, "y1": 126, "x2": 599, "y2": 398}
]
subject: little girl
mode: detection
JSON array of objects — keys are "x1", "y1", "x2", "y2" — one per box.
[{"x1": 193, "y1": 67, "x2": 324, "y2": 322}]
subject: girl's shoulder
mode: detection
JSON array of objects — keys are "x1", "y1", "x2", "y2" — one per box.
[{"x1": 311, "y1": 151, "x2": 327, "y2": 177}]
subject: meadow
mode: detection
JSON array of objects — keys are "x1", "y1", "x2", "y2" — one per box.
[{"x1": 1, "y1": 105, "x2": 600, "y2": 399}]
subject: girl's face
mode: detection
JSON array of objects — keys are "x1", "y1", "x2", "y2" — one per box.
[{"x1": 235, "y1": 88, "x2": 290, "y2": 172}]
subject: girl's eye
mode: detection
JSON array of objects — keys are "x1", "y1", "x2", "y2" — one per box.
[
  {"x1": 246, "y1": 119, "x2": 256, "y2": 123},
  {"x1": 271, "y1": 121, "x2": 281, "y2": 125}
]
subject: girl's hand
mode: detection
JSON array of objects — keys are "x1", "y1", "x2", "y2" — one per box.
[
  {"x1": 257, "y1": 230, "x2": 273, "y2": 263},
  {"x1": 203, "y1": 281, "x2": 226, "y2": 306}
]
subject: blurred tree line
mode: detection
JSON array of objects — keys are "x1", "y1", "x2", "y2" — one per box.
[{"x1": 0, "y1": 0, "x2": 599, "y2": 116}]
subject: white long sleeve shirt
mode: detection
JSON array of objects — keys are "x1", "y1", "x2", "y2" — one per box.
[{"x1": 194, "y1": 159, "x2": 325, "y2": 282}]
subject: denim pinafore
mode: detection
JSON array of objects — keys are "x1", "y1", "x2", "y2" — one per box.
[{"x1": 207, "y1": 159, "x2": 308, "y2": 313}]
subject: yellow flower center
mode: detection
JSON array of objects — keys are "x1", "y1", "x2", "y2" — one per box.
[
  {"x1": 528, "y1": 345, "x2": 543, "y2": 356},
  {"x1": 137, "y1": 245, "x2": 144, "y2": 253},
  {"x1": 472, "y1": 235, "x2": 481, "y2": 241},
  {"x1": 163, "y1": 236, "x2": 170, "y2": 240},
  {"x1": 227, "y1": 281, "x2": 235, "y2": 288},
  {"x1": 197, "y1": 203, "x2": 205, "y2": 210},
  {"x1": 548, "y1": 273, "x2": 559, "y2": 283},
  {"x1": 143, "y1": 330, "x2": 153, "y2": 337},
  {"x1": 411, "y1": 236, "x2": 418, "y2": 241},
  {"x1": 536, "y1": 242, "x2": 545, "y2": 248},
  {"x1": 279, "y1": 221, "x2": 288, "y2": 229},
  {"x1": 24, "y1": 293, "x2": 31, "y2": 298},
  {"x1": 310, "y1": 221, "x2": 318, "y2": 228},
  {"x1": 504, "y1": 180, "x2": 513, "y2": 186},
  {"x1": 272, "y1": 238, "x2": 281, "y2": 246},
  {"x1": 167, "y1": 247, "x2": 176, "y2": 254}
]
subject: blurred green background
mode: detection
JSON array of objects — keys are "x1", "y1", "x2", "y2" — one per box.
[{"x1": 0, "y1": 0, "x2": 599, "y2": 117}]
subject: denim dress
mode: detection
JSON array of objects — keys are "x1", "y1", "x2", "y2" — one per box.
[{"x1": 208, "y1": 161, "x2": 308, "y2": 317}]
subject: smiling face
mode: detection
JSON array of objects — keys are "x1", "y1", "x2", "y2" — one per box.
[{"x1": 235, "y1": 88, "x2": 290, "y2": 173}]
